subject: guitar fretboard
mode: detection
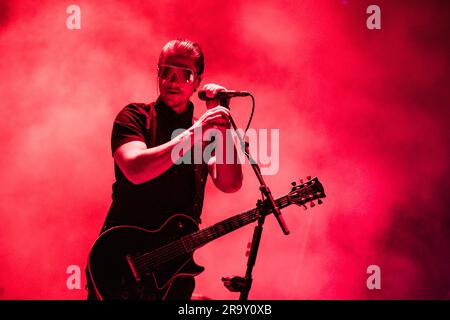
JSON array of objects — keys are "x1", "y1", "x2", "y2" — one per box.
[
  {"x1": 134, "y1": 176, "x2": 324, "y2": 270},
  {"x1": 181, "y1": 195, "x2": 293, "y2": 252}
]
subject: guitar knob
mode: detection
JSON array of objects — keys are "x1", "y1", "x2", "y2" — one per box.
[
  {"x1": 291, "y1": 181, "x2": 297, "y2": 186},
  {"x1": 310, "y1": 201, "x2": 315, "y2": 208},
  {"x1": 306, "y1": 176, "x2": 312, "y2": 180},
  {"x1": 300, "y1": 179, "x2": 304, "y2": 184},
  {"x1": 318, "y1": 199, "x2": 323, "y2": 205}
]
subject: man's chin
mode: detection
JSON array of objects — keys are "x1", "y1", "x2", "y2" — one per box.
[{"x1": 161, "y1": 96, "x2": 186, "y2": 110}]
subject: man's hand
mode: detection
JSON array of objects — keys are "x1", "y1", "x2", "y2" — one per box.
[
  {"x1": 202, "y1": 83, "x2": 227, "y2": 110},
  {"x1": 193, "y1": 105, "x2": 231, "y2": 134},
  {"x1": 196, "y1": 84, "x2": 242, "y2": 193}
]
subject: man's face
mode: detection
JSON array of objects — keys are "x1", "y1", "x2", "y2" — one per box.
[{"x1": 158, "y1": 53, "x2": 200, "y2": 111}]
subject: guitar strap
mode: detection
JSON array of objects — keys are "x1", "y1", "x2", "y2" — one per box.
[{"x1": 145, "y1": 102, "x2": 208, "y2": 225}]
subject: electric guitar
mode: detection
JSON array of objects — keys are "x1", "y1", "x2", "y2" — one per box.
[{"x1": 87, "y1": 176, "x2": 326, "y2": 300}]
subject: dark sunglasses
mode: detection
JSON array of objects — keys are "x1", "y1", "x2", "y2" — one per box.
[{"x1": 158, "y1": 64, "x2": 196, "y2": 84}]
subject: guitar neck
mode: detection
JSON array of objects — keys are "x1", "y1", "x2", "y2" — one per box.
[
  {"x1": 181, "y1": 195, "x2": 293, "y2": 252},
  {"x1": 135, "y1": 177, "x2": 324, "y2": 269}
]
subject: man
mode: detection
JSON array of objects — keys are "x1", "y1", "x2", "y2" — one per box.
[{"x1": 87, "y1": 39, "x2": 243, "y2": 300}]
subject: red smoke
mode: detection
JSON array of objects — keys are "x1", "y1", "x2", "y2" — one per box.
[{"x1": 1, "y1": 0, "x2": 449, "y2": 299}]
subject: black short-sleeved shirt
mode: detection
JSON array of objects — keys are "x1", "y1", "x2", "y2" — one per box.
[{"x1": 102, "y1": 98, "x2": 208, "y2": 232}]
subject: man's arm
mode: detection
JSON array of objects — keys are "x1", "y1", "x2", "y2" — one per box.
[
  {"x1": 114, "y1": 129, "x2": 195, "y2": 185},
  {"x1": 114, "y1": 106, "x2": 232, "y2": 185},
  {"x1": 201, "y1": 83, "x2": 243, "y2": 193},
  {"x1": 207, "y1": 128, "x2": 243, "y2": 193}
]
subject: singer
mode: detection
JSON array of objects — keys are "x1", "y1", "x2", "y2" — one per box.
[{"x1": 86, "y1": 39, "x2": 243, "y2": 300}]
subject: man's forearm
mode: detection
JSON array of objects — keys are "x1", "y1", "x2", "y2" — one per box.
[
  {"x1": 123, "y1": 127, "x2": 199, "y2": 184},
  {"x1": 212, "y1": 129, "x2": 243, "y2": 192}
]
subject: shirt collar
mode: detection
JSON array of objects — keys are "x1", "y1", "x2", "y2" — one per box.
[{"x1": 155, "y1": 97, "x2": 194, "y2": 124}]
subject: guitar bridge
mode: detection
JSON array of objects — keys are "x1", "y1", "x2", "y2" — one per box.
[{"x1": 126, "y1": 254, "x2": 141, "y2": 282}]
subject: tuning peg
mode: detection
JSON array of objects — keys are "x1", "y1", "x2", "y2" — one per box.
[
  {"x1": 318, "y1": 199, "x2": 323, "y2": 205},
  {"x1": 291, "y1": 181, "x2": 297, "y2": 186},
  {"x1": 299, "y1": 179, "x2": 304, "y2": 184},
  {"x1": 306, "y1": 176, "x2": 312, "y2": 180},
  {"x1": 302, "y1": 204, "x2": 307, "y2": 210},
  {"x1": 310, "y1": 201, "x2": 315, "y2": 208}
]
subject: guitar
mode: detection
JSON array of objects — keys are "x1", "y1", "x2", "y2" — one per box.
[{"x1": 87, "y1": 176, "x2": 325, "y2": 300}]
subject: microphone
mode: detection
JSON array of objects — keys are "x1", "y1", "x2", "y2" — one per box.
[{"x1": 198, "y1": 89, "x2": 251, "y2": 101}]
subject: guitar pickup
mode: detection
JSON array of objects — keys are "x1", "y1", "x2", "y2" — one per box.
[{"x1": 126, "y1": 254, "x2": 141, "y2": 282}]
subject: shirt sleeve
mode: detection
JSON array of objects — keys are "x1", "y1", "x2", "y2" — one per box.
[{"x1": 111, "y1": 104, "x2": 148, "y2": 156}]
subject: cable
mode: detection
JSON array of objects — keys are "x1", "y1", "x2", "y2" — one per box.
[{"x1": 244, "y1": 94, "x2": 255, "y2": 134}]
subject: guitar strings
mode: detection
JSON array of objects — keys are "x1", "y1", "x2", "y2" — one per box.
[
  {"x1": 135, "y1": 210, "x2": 262, "y2": 268},
  {"x1": 134, "y1": 211, "x2": 256, "y2": 269},
  {"x1": 133, "y1": 196, "x2": 296, "y2": 271},
  {"x1": 133, "y1": 209, "x2": 255, "y2": 266},
  {"x1": 170, "y1": 184, "x2": 319, "y2": 263},
  {"x1": 134, "y1": 211, "x2": 258, "y2": 270},
  {"x1": 146, "y1": 207, "x2": 261, "y2": 263},
  {"x1": 133, "y1": 214, "x2": 250, "y2": 269},
  {"x1": 133, "y1": 191, "x2": 313, "y2": 272}
]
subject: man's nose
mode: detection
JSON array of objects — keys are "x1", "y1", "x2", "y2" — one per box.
[{"x1": 168, "y1": 72, "x2": 180, "y2": 83}]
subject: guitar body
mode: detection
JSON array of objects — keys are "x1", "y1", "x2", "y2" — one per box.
[{"x1": 87, "y1": 214, "x2": 204, "y2": 300}]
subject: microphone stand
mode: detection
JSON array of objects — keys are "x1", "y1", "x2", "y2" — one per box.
[{"x1": 219, "y1": 97, "x2": 290, "y2": 301}]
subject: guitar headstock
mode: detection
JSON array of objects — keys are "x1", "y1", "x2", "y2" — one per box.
[{"x1": 288, "y1": 176, "x2": 326, "y2": 209}]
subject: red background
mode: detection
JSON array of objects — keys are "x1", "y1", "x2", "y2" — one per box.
[{"x1": 0, "y1": 0, "x2": 449, "y2": 299}]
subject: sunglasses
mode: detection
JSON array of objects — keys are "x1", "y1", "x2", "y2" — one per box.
[{"x1": 158, "y1": 64, "x2": 196, "y2": 84}]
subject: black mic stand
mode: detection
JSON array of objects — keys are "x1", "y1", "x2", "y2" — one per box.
[{"x1": 218, "y1": 97, "x2": 290, "y2": 301}]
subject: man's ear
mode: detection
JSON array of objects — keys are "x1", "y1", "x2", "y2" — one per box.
[{"x1": 194, "y1": 76, "x2": 202, "y2": 92}]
